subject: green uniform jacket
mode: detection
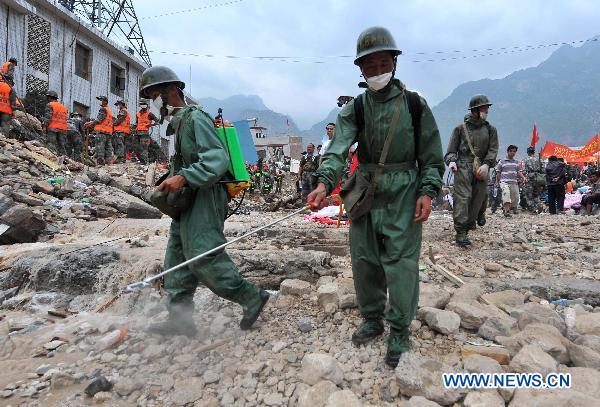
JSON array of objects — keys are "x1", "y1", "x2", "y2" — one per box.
[
  {"x1": 316, "y1": 80, "x2": 444, "y2": 197},
  {"x1": 444, "y1": 114, "x2": 499, "y2": 167}
]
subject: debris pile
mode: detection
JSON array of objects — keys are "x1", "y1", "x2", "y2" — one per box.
[{"x1": 0, "y1": 135, "x2": 166, "y2": 244}]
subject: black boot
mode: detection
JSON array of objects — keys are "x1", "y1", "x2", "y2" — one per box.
[
  {"x1": 145, "y1": 303, "x2": 198, "y2": 338},
  {"x1": 240, "y1": 289, "x2": 270, "y2": 330},
  {"x1": 385, "y1": 333, "x2": 410, "y2": 368},
  {"x1": 455, "y1": 232, "x2": 472, "y2": 247},
  {"x1": 351, "y1": 319, "x2": 384, "y2": 346}
]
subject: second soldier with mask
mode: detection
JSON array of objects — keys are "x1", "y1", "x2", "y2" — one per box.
[
  {"x1": 445, "y1": 95, "x2": 499, "y2": 247},
  {"x1": 139, "y1": 66, "x2": 270, "y2": 337}
]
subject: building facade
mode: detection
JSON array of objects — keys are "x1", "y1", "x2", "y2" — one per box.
[{"x1": 0, "y1": 0, "x2": 148, "y2": 119}]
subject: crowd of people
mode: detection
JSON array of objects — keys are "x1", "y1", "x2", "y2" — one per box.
[{"x1": 0, "y1": 58, "x2": 165, "y2": 166}]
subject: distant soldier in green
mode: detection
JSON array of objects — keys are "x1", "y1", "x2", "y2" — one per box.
[
  {"x1": 298, "y1": 143, "x2": 319, "y2": 202},
  {"x1": 523, "y1": 146, "x2": 544, "y2": 212},
  {"x1": 85, "y1": 96, "x2": 114, "y2": 165},
  {"x1": 66, "y1": 112, "x2": 84, "y2": 161},
  {"x1": 445, "y1": 95, "x2": 499, "y2": 247},
  {"x1": 140, "y1": 66, "x2": 269, "y2": 337},
  {"x1": 308, "y1": 27, "x2": 444, "y2": 367}
]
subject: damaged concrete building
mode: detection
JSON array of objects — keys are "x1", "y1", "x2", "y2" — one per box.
[{"x1": 0, "y1": 0, "x2": 148, "y2": 119}]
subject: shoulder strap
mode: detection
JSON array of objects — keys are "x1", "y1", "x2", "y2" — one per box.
[
  {"x1": 405, "y1": 90, "x2": 423, "y2": 166},
  {"x1": 372, "y1": 96, "x2": 403, "y2": 188},
  {"x1": 175, "y1": 108, "x2": 195, "y2": 166},
  {"x1": 461, "y1": 123, "x2": 478, "y2": 158}
]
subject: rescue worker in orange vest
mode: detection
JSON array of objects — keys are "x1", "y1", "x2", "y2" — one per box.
[
  {"x1": 43, "y1": 90, "x2": 69, "y2": 156},
  {"x1": 0, "y1": 75, "x2": 17, "y2": 135},
  {"x1": 134, "y1": 101, "x2": 159, "y2": 164},
  {"x1": 1, "y1": 58, "x2": 17, "y2": 86},
  {"x1": 85, "y1": 96, "x2": 114, "y2": 165},
  {"x1": 112, "y1": 100, "x2": 130, "y2": 163}
]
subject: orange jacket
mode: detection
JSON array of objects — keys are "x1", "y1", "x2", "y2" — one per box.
[
  {"x1": 136, "y1": 111, "x2": 151, "y2": 132},
  {"x1": 114, "y1": 108, "x2": 131, "y2": 134},
  {"x1": 94, "y1": 106, "x2": 113, "y2": 134},
  {"x1": 0, "y1": 82, "x2": 13, "y2": 114},
  {"x1": 47, "y1": 101, "x2": 69, "y2": 131},
  {"x1": 1, "y1": 62, "x2": 11, "y2": 75}
]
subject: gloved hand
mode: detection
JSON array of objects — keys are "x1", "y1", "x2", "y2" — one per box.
[
  {"x1": 449, "y1": 162, "x2": 458, "y2": 173},
  {"x1": 476, "y1": 164, "x2": 489, "y2": 180}
]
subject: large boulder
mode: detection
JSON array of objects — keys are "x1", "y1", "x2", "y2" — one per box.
[
  {"x1": 419, "y1": 283, "x2": 451, "y2": 309},
  {"x1": 509, "y1": 389, "x2": 599, "y2": 406},
  {"x1": 478, "y1": 315, "x2": 518, "y2": 341},
  {"x1": 298, "y1": 381, "x2": 338, "y2": 407},
  {"x1": 395, "y1": 351, "x2": 467, "y2": 405},
  {"x1": 418, "y1": 307, "x2": 460, "y2": 334},
  {"x1": 300, "y1": 354, "x2": 343, "y2": 386},
  {"x1": 559, "y1": 367, "x2": 600, "y2": 399},
  {"x1": 481, "y1": 290, "x2": 525, "y2": 308},
  {"x1": 574, "y1": 313, "x2": 600, "y2": 336},
  {"x1": 91, "y1": 185, "x2": 161, "y2": 218},
  {"x1": 445, "y1": 302, "x2": 489, "y2": 330},
  {"x1": 496, "y1": 323, "x2": 570, "y2": 364},
  {"x1": 567, "y1": 342, "x2": 600, "y2": 369},
  {"x1": 510, "y1": 303, "x2": 566, "y2": 335},
  {"x1": 509, "y1": 344, "x2": 557, "y2": 377},
  {"x1": 0, "y1": 204, "x2": 46, "y2": 244}
]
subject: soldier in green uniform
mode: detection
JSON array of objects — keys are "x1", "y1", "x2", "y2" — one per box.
[
  {"x1": 140, "y1": 66, "x2": 269, "y2": 337},
  {"x1": 298, "y1": 144, "x2": 319, "y2": 202},
  {"x1": 445, "y1": 95, "x2": 499, "y2": 247},
  {"x1": 523, "y1": 146, "x2": 544, "y2": 212},
  {"x1": 308, "y1": 27, "x2": 444, "y2": 367}
]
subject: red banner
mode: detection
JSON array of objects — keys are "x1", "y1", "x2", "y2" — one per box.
[{"x1": 540, "y1": 134, "x2": 600, "y2": 163}]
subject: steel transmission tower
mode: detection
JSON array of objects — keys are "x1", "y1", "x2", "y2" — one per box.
[{"x1": 60, "y1": 0, "x2": 151, "y2": 66}]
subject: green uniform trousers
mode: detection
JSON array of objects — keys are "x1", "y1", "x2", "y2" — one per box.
[
  {"x1": 46, "y1": 130, "x2": 67, "y2": 156},
  {"x1": 350, "y1": 168, "x2": 420, "y2": 335},
  {"x1": 94, "y1": 132, "x2": 113, "y2": 165},
  {"x1": 164, "y1": 184, "x2": 260, "y2": 310},
  {"x1": 453, "y1": 162, "x2": 487, "y2": 232},
  {"x1": 111, "y1": 132, "x2": 126, "y2": 163}
]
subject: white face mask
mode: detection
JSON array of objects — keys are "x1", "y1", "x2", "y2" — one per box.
[
  {"x1": 366, "y1": 72, "x2": 393, "y2": 91},
  {"x1": 152, "y1": 95, "x2": 178, "y2": 116},
  {"x1": 479, "y1": 111, "x2": 488, "y2": 121}
]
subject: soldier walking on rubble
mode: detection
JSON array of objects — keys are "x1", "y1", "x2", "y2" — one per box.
[
  {"x1": 134, "y1": 101, "x2": 159, "y2": 164},
  {"x1": 308, "y1": 27, "x2": 444, "y2": 367},
  {"x1": 445, "y1": 95, "x2": 499, "y2": 247},
  {"x1": 139, "y1": 66, "x2": 269, "y2": 337},
  {"x1": 112, "y1": 100, "x2": 130, "y2": 163}
]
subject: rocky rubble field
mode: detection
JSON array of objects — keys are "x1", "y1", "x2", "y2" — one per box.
[{"x1": 0, "y1": 206, "x2": 599, "y2": 406}]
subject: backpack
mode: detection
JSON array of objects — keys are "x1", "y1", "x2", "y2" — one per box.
[{"x1": 353, "y1": 90, "x2": 423, "y2": 159}]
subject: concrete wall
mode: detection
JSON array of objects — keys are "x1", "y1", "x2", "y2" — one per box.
[{"x1": 2, "y1": 0, "x2": 147, "y2": 120}]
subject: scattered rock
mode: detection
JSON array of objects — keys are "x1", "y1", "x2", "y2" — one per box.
[
  {"x1": 317, "y1": 283, "x2": 339, "y2": 310},
  {"x1": 50, "y1": 372, "x2": 76, "y2": 390},
  {"x1": 280, "y1": 279, "x2": 312, "y2": 296},
  {"x1": 446, "y1": 302, "x2": 489, "y2": 330},
  {"x1": 477, "y1": 315, "x2": 518, "y2": 341},
  {"x1": 167, "y1": 377, "x2": 205, "y2": 405},
  {"x1": 203, "y1": 370, "x2": 220, "y2": 384},
  {"x1": 559, "y1": 367, "x2": 600, "y2": 399},
  {"x1": 481, "y1": 290, "x2": 525, "y2": 308},
  {"x1": 419, "y1": 283, "x2": 451, "y2": 309},
  {"x1": 407, "y1": 395, "x2": 442, "y2": 407},
  {"x1": 574, "y1": 335, "x2": 600, "y2": 353},
  {"x1": 509, "y1": 344, "x2": 557, "y2": 377},
  {"x1": 297, "y1": 318, "x2": 313, "y2": 333},
  {"x1": 463, "y1": 390, "x2": 505, "y2": 407},
  {"x1": 509, "y1": 389, "x2": 598, "y2": 406},
  {"x1": 418, "y1": 307, "x2": 461, "y2": 334},
  {"x1": 43, "y1": 340, "x2": 66, "y2": 351},
  {"x1": 574, "y1": 312, "x2": 600, "y2": 336},
  {"x1": 496, "y1": 323, "x2": 570, "y2": 364},
  {"x1": 395, "y1": 351, "x2": 467, "y2": 405},
  {"x1": 461, "y1": 344, "x2": 511, "y2": 365},
  {"x1": 567, "y1": 342, "x2": 600, "y2": 369},
  {"x1": 484, "y1": 262, "x2": 502, "y2": 273},
  {"x1": 463, "y1": 354, "x2": 503, "y2": 374},
  {"x1": 114, "y1": 377, "x2": 143, "y2": 397},
  {"x1": 298, "y1": 380, "x2": 338, "y2": 407},
  {"x1": 510, "y1": 302, "x2": 566, "y2": 335},
  {"x1": 300, "y1": 353, "x2": 344, "y2": 385},
  {"x1": 84, "y1": 376, "x2": 113, "y2": 397},
  {"x1": 325, "y1": 389, "x2": 361, "y2": 407}
]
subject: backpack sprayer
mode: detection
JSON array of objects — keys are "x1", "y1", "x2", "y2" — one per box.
[{"x1": 122, "y1": 205, "x2": 310, "y2": 293}]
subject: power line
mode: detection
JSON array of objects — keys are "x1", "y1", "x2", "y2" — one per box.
[
  {"x1": 147, "y1": 37, "x2": 599, "y2": 64},
  {"x1": 139, "y1": 0, "x2": 245, "y2": 20}
]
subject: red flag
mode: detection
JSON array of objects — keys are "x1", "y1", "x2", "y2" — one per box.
[{"x1": 530, "y1": 123, "x2": 540, "y2": 148}]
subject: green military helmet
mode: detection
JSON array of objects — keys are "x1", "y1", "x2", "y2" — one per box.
[
  {"x1": 46, "y1": 90, "x2": 59, "y2": 99},
  {"x1": 468, "y1": 95, "x2": 492, "y2": 110},
  {"x1": 139, "y1": 66, "x2": 185, "y2": 98},
  {"x1": 354, "y1": 26, "x2": 402, "y2": 65}
]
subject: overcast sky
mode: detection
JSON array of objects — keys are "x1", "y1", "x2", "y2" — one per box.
[{"x1": 130, "y1": 0, "x2": 599, "y2": 129}]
